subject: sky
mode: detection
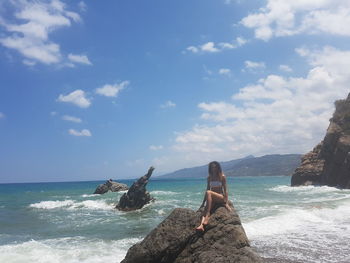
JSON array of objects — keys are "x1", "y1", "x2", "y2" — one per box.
[{"x1": 0, "y1": 0, "x2": 350, "y2": 183}]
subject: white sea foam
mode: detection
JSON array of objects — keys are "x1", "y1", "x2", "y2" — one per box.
[
  {"x1": 29, "y1": 200, "x2": 114, "y2": 210},
  {"x1": 157, "y1": 209, "x2": 167, "y2": 215},
  {"x1": 71, "y1": 200, "x2": 114, "y2": 210},
  {"x1": 151, "y1": 190, "x2": 178, "y2": 195},
  {"x1": 244, "y1": 208, "x2": 326, "y2": 238},
  {"x1": 81, "y1": 194, "x2": 98, "y2": 198},
  {"x1": 29, "y1": 200, "x2": 75, "y2": 209},
  {"x1": 0, "y1": 237, "x2": 141, "y2": 263},
  {"x1": 244, "y1": 200, "x2": 350, "y2": 263},
  {"x1": 270, "y1": 185, "x2": 342, "y2": 194},
  {"x1": 245, "y1": 199, "x2": 350, "y2": 237}
]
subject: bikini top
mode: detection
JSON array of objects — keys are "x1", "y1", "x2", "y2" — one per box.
[{"x1": 209, "y1": 180, "x2": 222, "y2": 188}]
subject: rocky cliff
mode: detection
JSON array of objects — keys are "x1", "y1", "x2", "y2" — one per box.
[
  {"x1": 121, "y1": 203, "x2": 262, "y2": 263},
  {"x1": 291, "y1": 93, "x2": 350, "y2": 188}
]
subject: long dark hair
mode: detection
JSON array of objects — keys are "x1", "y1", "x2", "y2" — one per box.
[{"x1": 208, "y1": 161, "x2": 222, "y2": 178}]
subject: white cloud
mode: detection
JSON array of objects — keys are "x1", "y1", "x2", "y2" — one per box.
[
  {"x1": 186, "y1": 37, "x2": 248, "y2": 54},
  {"x1": 236, "y1": 36, "x2": 248, "y2": 46},
  {"x1": 198, "y1": 102, "x2": 244, "y2": 122},
  {"x1": 218, "y1": 42, "x2": 235, "y2": 49},
  {"x1": 0, "y1": 112, "x2": 5, "y2": 119},
  {"x1": 186, "y1": 46, "x2": 199, "y2": 53},
  {"x1": 160, "y1": 100, "x2": 176, "y2": 108},
  {"x1": 22, "y1": 59, "x2": 36, "y2": 66},
  {"x1": 171, "y1": 46, "x2": 350, "y2": 165},
  {"x1": 244, "y1": 60, "x2": 266, "y2": 72},
  {"x1": 279, "y1": 64, "x2": 293, "y2": 72},
  {"x1": 0, "y1": 0, "x2": 83, "y2": 65},
  {"x1": 62, "y1": 115, "x2": 82, "y2": 123},
  {"x1": 201, "y1": 42, "x2": 220, "y2": 53},
  {"x1": 57, "y1": 90, "x2": 91, "y2": 108},
  {"x1": 68, "y1": 128, "x2": 91, "y2": 137},
  {"x1": 78, "y1": 1, "x2": 87, "y2": 12},
  {"x1": 68, "y1": 54, "x2": 92, "y2": 66},
  {"x1": 219, "y1": 68, "x2": 231, "y2": 75},
  {"x1": 150, "y1": 145, "x2": 164, "y2": 151},
  {"x1": 95, "y1": 81, "x2": 129, "y2": 97},
  {"x1": 225, "y1": 0, "x2": 244, "y2": 4},
  {"x1": 241, "y1": 0, "x2": 350, "y2": 41}
]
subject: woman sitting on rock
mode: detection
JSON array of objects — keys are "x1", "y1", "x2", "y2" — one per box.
[{"x1": 196, "y1": 161, "x2": 231, "y2": 231}]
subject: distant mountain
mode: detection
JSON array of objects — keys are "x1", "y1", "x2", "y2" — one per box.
[{"x1": 158, "y1": 154, "x2": 301, "y2": 179}]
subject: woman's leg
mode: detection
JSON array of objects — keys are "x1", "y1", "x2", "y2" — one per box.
[
  {"x1": 195, "y1": 216, "x2": 206, "y2": 231},
  {"x1": 203, "y1": 190, "x2": 224, "y2": 225},
  {"x1": 196, "y1": 191, "x2": 224, "y2": 231}
]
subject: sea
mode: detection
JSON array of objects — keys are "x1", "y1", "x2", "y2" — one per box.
[{"x1": 1, "y1": 176, "x2": 350, "y2": 263}]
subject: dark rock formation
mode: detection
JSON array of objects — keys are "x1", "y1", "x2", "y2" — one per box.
[
  {"x1": 116, "y1": 167, "x2": 155, "y2": 211},
  {"x1": 93, "y1": 179, "x2": 128, "y2": 194},
  {"x1": 291, "y1": 93, "x2": 350, "y2": 188},
  {"x1": 121, "y1": 202, "x2": 262, "y2": 263}
]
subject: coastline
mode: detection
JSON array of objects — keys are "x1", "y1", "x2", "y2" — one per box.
[{"x1": 1, "y1": 176, "x2": 350, "y2": 263}]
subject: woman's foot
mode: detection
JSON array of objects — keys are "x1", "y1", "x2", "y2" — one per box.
[
  {"x1": 202, "y1": 215, "x2": 209, "y2": 226},
  {"x1": 195, "y1": 224, "x2": 205, "y2": 232},
  {"x1": 225, "y1": 203, "x2": 232, "y2": 211}
]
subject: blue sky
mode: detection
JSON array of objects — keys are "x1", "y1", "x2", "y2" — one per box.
[{"x1": 1, "y1": 0, "x2": 350, "y2": 183}]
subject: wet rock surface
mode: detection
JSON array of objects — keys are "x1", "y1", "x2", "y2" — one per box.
[
  {"x1": 291, "y1": 93, "x2": 350, "y2": 188},
  {"x1": 121, "y1": 202, "x2": 262, "y2": 263}
]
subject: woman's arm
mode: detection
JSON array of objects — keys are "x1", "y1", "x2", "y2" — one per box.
[
  {"x1": 222, "y1": 175, "x2": 228, "y2": 203},
  {"x1": 200, "y1": 177, "x2": 210, "y2": 207}
]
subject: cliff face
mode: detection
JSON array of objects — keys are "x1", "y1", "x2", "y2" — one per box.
[{"x1": 291, "y1": 93, "x2": 350, "y2": 188}]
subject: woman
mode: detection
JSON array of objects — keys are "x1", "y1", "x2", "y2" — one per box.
[{"x1": 196, "y1": 161, "x2": 231, "y2": 231}]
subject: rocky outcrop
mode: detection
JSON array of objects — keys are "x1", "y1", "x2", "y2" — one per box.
[
  {"x1": 116, "y1": 167, "x2": 155, "y2": 211},
  {"x1": 291, "y1": 93, "x2": 350, "y2": 188},
  {"x1": 121, "y1": 203, "x2": 262, "y2": 263},
  {"x1": 93, "y1": 179, "x2": 128, "y2": 194}
]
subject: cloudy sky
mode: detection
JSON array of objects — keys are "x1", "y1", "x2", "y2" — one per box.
[{"x1": 1, "y1": 0, "x2": 349, "y2": 183}]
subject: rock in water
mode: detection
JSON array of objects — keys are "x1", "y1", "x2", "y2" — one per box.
[
  {"x1": 291, "y1": 93, "x2": 350, "y2": 188},
  {"x1": 93, "y1": 179, "x2": 128, "y2": 194},
  {"x1": 116, "y1": 167, "x2": 155, "y2": 211},
  {"x1": 93, "y1": 183, "x2": 109, "y2": 194},
  {"x1": 106, "y1": 179, "x2": 129, "y2": 192},
  {"x1": 121, "y1": 203, "x2": 262, "y2": 263}
]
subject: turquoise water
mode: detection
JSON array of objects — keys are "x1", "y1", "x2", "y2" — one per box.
[{"x1": 1, "y1": 176, "x2": 350, "y2": 263}]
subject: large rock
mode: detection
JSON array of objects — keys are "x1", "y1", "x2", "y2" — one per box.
[
  {"x1": 291, "y1": 93, "x2": 350, "y2": 188},
  {"x1": 121, "y1": 203, "x2": 262, "y2": 263},
  {"x1": 93, "y1": 179, "x2": 128, "y2": 194},
  {"x1": 116, "y1": 167, "x2": 155, "y2": 211}
]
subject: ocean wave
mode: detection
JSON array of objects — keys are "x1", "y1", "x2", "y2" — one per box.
[
  {"x1": 157, "y1": 209, "x2": 167, "y2": 215},
  {"x1": 81, "y1": 194, "x2": 98, "y2": 198},
  {"x1": 244, "y1": 200, "x2": 350, "y2": 239},
  {"x1": 29, "y1": 200, "x2": 115, "y2": 211},
  {"x1": 29, "y1": 200, "x2": 75, "y2": 209},
  {"x1": 245, "y1": 202, "x2": 350, "y2": 263},
  {"x1": 269, "y1": 185, "x2": 344, "y2": 194},
  {"x1": 71, "y1": 200, "x2": 114, "y2": 210},
  {"x1": 0, "y1": 237, "x2": 141, "y2": 263},
  {"x1": 150, "y1": 190, "x2": 178, "y2": 195}
]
